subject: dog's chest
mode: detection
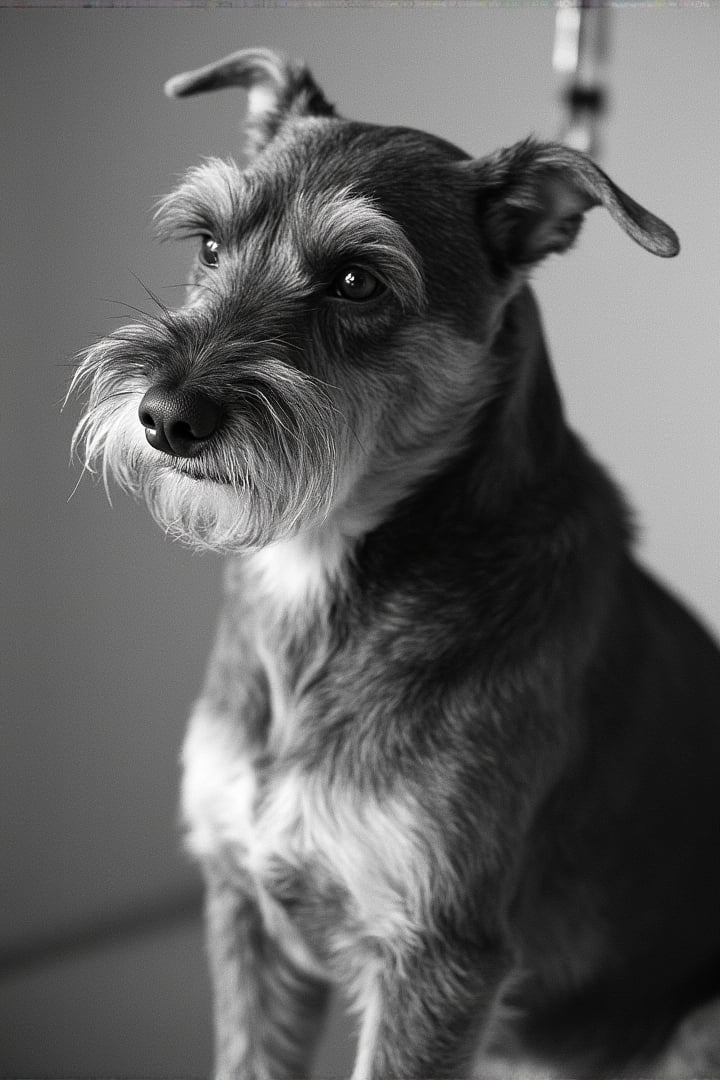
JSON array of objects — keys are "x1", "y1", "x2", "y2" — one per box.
[
  {"x1": 181, "y1": 714, "x2": 323, "y2": 886},
  {"x1": 181, "y1": 536, "x2": 438, "y2": 954},
  {"x1": 182, "y1": 702, "x2": 431, "y2": 960},
  {"x1": 181, "y1": 598, "x2": 338, "y2": 887}
]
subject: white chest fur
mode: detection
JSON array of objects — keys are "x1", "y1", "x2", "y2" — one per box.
[
  {"x1": 180, "y1": 524, "x2": 441, "y2": 965},
  {"x1": 181, "y1": 704, "x2": 436, "y2": 954},
  {"x1": 181, "y1": 525, "x2": 352, "y2": 870},
  {"x1": 245, "y1": 523, "x2": 351, "y2": 614}
]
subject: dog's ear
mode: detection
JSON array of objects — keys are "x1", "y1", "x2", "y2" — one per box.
[
  {"x1": 164, "y1": 47, "x2": 336, "y2": 156},
  {"x1": 463, "y1": 138, "x2": 679, "y2": 269}
]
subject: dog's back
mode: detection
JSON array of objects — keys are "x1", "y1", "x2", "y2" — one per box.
[{"x1": 504, "y1": 555, "x2": 720, "y2": 1075}]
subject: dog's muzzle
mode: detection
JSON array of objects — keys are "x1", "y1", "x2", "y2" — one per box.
[{"x1": 138, "y1": 383, "x2": 221, "y2": 458}]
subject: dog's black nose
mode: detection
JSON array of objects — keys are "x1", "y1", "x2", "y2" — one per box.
[{"x1": 138, "y1": 384, "x2": 221, "y2": 457}]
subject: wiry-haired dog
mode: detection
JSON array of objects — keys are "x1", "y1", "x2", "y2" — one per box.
[{"x1": 71, "y1": 49, "x2": 720, "y2": 1080}]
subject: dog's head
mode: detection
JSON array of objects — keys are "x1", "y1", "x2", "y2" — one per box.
[{"x1": 71, "y1": 48, "x2": 678, "y2": 553}]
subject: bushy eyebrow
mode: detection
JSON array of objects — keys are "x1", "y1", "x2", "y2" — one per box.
[
  {"x1": 154, "y1": 164, "x2": 426, "y2": 313},
  {"x1": 154, "y1": 158, "x2": 246, "y2": 242},
  {"x1": 295, "y1": 189, "x2": 426, "y2": 312}
]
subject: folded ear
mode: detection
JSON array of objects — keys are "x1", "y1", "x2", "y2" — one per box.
[
  {"x1": 463, "y1": 138, "x2": 679, "y2": 269},
  {"x1": 164, "y1": 47, "x2": 336, "y2": 157}
]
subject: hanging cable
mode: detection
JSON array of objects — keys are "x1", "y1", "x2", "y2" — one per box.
[{"x1": 553, "y1": 1, "x2": 611, "y2": 160}]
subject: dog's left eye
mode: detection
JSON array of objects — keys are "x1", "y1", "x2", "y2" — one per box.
[
  {"x1": 331, "y1": 266, "x2": 383, "y2": 302},
  {"x1": 200, "y1": 236, "x2": 220, "y2": 268}
]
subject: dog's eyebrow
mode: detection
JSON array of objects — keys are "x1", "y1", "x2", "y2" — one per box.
[
  {"x1": 294, "y1": 189, "x2": 426, "y2": 312},
  {"x1": 154, "y1": 158, "x2": 246, "y2": 242},
  {"x1": 155, "y1": 165, "x2": 425, "y2": 312}
]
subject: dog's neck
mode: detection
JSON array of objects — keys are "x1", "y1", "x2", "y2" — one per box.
[
  {"x1": 470, "y1": 284, "x2": 569, "y2": 513},
  {"x1": 244, "y1": 523, "x2": 350, "y2": 616},
  {"x1": 371, "y1": 286, "x2": 570, "y2": 534}
]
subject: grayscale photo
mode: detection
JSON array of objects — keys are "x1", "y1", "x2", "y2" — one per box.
[{"x1": 2, "y1": 4, "x2": 720, "y2": 1078}]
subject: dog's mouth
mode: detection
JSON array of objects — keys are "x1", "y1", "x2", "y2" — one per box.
[{"x1": 170, "y1": 458, "x2": 241, "y2": 487}]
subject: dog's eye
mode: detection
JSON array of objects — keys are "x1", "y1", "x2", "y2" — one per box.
[
  {"x1": 200, "y1": 236, "x2": 220, "y2": 268},
  {"x1": 331, "y1": 266, "x2": 383, "y2": 302}
]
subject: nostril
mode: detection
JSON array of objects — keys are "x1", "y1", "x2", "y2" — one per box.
[
  {"x1": 168, "y1": 419, "x2": 193, "y2": 441},
  {"x1": 176, "y1": 394, "x2": 221, "y2": 442},
  {"x1": 139, "y1": 407, "x2": 158, "y2": 431},
  {"x1": 138, "y1": 385, "x2": 221, "y2": 457},
  {"x1": 167, "y1": 418, "x2": 208, "y2": 448}
]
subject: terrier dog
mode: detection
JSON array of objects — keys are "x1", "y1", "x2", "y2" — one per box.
[{"x1": 71, "y1": 49, "x2": 720, "y2": 1080}]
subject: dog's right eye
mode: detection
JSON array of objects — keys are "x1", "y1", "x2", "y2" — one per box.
[
  {"x1": 199, "y1": 236, "x2": 220, "y2": 268},
  {"x1": 330, "y1": 266, "x2": 383, "y2": 302}
]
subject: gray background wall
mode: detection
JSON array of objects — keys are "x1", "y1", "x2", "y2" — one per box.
[{"x1": 1, "y1": 6, "x2": 719, "y2": 1077}]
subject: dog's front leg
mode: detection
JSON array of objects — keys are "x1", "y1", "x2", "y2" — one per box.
[
  {"x1": 352, "y1": 931, "x2": 512, "y2": 1080},
  {"x1": 182, "y1": 596, "x2": 331, "y2": 1080},
  {"x1": 204, "y1": 866, "x2": 330, "y2": 1080}
]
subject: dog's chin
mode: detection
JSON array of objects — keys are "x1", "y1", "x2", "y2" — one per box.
[
  {"x1": 73, "y1": 405, "x2": 338, "y2": 554},
  {"x1": 145, "y1": 469, "x2": 256, "y2": 552},
  {"x1": 135, "y1": 455, "x2": 336, "y2": 553},
  {"x1": 71, "y1": 370, "x2": 351, "y2": 552},
  {"x1": 172, "y1": 458, "x2": 240, "y2": 489}
]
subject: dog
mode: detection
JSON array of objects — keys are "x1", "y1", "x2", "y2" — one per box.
[{"x1": 71, "y1": 48, "x2": 720, "y2": 1080}]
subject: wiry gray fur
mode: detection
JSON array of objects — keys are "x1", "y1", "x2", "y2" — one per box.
[{"x1": 70, "y1": 48, "x2": 720, "y2": 1080}]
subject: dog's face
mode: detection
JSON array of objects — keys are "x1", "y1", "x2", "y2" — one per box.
[{"x1": 71, "y1": 48, "x2": 678, "y2": 553}]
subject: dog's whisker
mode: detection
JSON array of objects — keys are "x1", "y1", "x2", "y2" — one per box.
[
  {"x1": 129, "y1": 271, "x2": 172, "y2": 318},
  {"x1": 66, "y1": 467, "x2": 88, "y2": 504},
  {"x1": 96, "y1": 298, "x2": 158, "y2": 320},
  {"x1": 243, "y1": 388, "x2": 311, "y2": 454}
]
